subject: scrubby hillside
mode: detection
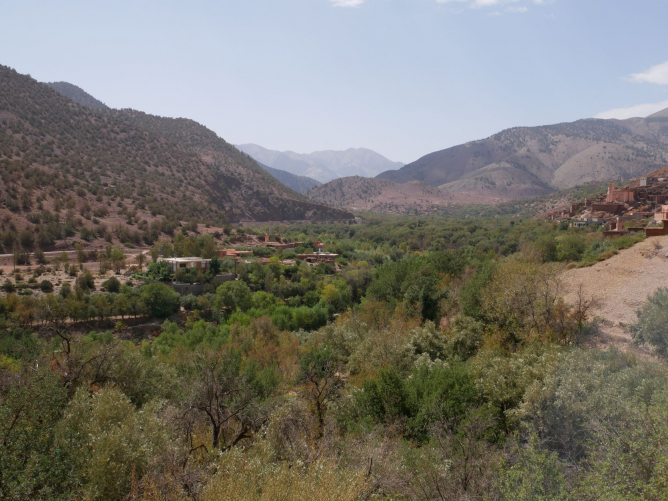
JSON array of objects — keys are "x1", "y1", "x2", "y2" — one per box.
[
  {"x1": 306, "y1": 175, "x2": 503, "y2": 214},
  {"x1": 378, "y1": 117, "x2": 668, "y2": 198},
  {"x1": 45, "y1": 81, "x2": 109, "y2": 110},
  {"x1": 0, "y1": 66, "x2": 353, "y2": 250}
]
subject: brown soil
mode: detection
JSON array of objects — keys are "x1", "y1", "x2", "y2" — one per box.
[
  {"x1": 306, "y1": 176, "x2": 506, "y2": 215},
  {"x1": 561, "y1": 235, "x2": 668, "y2": 355}
]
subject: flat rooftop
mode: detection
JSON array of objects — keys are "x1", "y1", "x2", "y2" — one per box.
[{"x1": 158, "y1": 257, "x2": 211, "y2": 262}]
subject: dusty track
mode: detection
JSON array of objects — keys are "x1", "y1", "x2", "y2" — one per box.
[{"x1": 561, "y1": 235, "x2": 668, "y2": 354}]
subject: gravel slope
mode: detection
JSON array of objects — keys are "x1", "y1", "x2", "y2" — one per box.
[{"x1": 561, "y1": 235, "x2": 668, "y2": 354}]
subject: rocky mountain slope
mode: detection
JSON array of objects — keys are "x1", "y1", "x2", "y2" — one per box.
[
  {"x1": 306, "y1": 176, "x2": 502, "y2": 214},
  {"x1": 0, "y1": 66, "x2": 353, "y2": 248},
  {"x1": 255, "y1": 162, "x2": 321, "y2": 193},
  {"x1": 236, "y1": 143, "x2": 404, "y2": 183},
  {"x1": 378, "y1": 116, "x2": 668, "y2": 199}
]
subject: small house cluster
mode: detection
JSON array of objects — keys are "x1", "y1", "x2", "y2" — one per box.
[{"x1": 545, "y1": 168, "x2": 668, "y2": 238}]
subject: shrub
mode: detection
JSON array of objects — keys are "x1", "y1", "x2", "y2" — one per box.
[
  {"x1": 34, "y1": 248, "x2": 47, "y2": 264},
  {"x1": 39, "y1": 280, "x2": 54, "y2": 293},
  {"x1": 102, "y1": 276, "x2": 121, "y2": 293},
  {"x1": 631, "y1": 287, "x2": 668, "y2": 357},
  {"x1": 55, "y1": 387, "x2": 171, "y2": 500},
  {"x1": 76, "y1": 271, "x2": 95, "y2": 292},
  {"x1": 180, "y1": 293, "x2": 201, "y2": 311},
  {"x1": 146, "y1": 261, "x2": 172, "y2": 282},
  {"x1": 557, "y1": 234, "x2": 585, "y2": 262}
]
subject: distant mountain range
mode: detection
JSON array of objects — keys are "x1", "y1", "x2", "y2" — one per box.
[
  {"x1": 235, "y1": 143, "x2": 404, "y2": 183},
  {"x1": 376, "y1": 112, "x2": 668, "y2": 200},
  {"x1": 24, "y1": 66, "x2": 668, "y2": 223}
]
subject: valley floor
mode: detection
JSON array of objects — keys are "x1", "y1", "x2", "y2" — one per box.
[{"x1": 561, "y1": 235, "x2": 668, "y2": 355}]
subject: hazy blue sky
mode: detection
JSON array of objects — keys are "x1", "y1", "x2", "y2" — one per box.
[{"x1": 2, "y1": 0, "x2": 668, "y2": 162}]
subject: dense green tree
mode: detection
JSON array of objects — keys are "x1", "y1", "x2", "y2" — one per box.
[
  {"x1": 140, "y1": 282, "x2": 179, "y2": 318},
  {"x1": 215, "y1": 280, "x2": 252, "y2": 312},
  {"x1": 102, "y1": 276, "x2": 120, "y2": 293}
]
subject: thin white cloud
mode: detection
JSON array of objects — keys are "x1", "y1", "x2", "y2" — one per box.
[
  {"x1": 629, "y1": 61, "x2": 668, "y2": 85},
  {"x1": 594, "y1": 100, "x2": 668, "y2": 120},
  {"x1": 330, "y1": 0, "x2": 364, "y2": 7},
  {"x1": 436, "y1": 0, "x2": 539, "y2": 11}
]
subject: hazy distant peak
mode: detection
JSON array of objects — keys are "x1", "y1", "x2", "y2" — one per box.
[
  {"x1": 45, "y1": 81, "x2": 108, "y2": 110},
  {"x1": 647, "y1": 106, "x2": 668, "y2": 119},
  {"x1": 235, "y1": 143, "x2": 404, "y2": 183}
]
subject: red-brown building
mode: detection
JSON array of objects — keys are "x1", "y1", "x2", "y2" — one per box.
[
  {"x1": 654, "y1": 205, "x2": 668, "y2": 222},
  {"x1": 220, "y1": 249, "x2": 253, "y2": 259},
  {"x1": 606, "y1": 182, "x2": 635, "y2": 203}
]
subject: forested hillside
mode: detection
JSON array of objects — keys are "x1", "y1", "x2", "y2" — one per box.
[
  {"x1": 0, "y1": 65, "x2": 353, "y2": 252},
  {"x1": 45, "y1": 81, "x2": 109, "y2": 110}
]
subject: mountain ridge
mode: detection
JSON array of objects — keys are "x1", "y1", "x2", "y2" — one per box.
[
  {"x1": 377, "y1": 114, "x2": 668, "y2": 199},
  {"x1": 0, "y1": 66, "x2": 353, "y2": 250},
  {"x1": 255, "y1": 162, "x2": 321, "y2": 193},
  {"x1": 236, "y1": 143, "x2": 404, "y2": 183},
  {"x1": 306, "y1": 175, "x2": 505, "y2": 214},
  {"x1": 45, "y1": 81, "x2": 109, "y2": 110}
]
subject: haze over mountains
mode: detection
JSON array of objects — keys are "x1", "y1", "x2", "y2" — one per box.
[
  {"x1": 305, "y1": 111, "x2": 668, "y2": 214},
  {"x1": 0, "y1": 66, "x2": 353, "y2": 245},
  {"x1": 255, "y1": 162, "x2": 321, "y2": 194},
  {"x1": 235, "y1": 143, "x2": 404, "y2": 183}
]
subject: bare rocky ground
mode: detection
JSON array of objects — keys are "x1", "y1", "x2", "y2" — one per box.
[
  {"x1": 561, "y1": 235, "x2": 668, "y2": 356},
  {"x1": 0, "y1": 250, "x2": 149, "y2": 298}
]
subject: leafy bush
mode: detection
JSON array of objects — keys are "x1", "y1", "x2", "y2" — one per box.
[
  {"x1": 146, "y1": 261, "x2": 172, "y2": 281},
  {"x1": 180, "y1": 293, "x2": 201, "y2": 311},
  {"x1": 102, "y1": 276, "x2": 121, "y2": 293},
  {"x1": 354, "y1": 360, "x2": 482, "y2": 440},
  {"x1": 39, "y1": 280, "x2": 53, "y2": 293},
  {"x1": 76, "y1": 271, "x2": 95, "y2": 292},
  {"x1": 140, "y1": 282, "x2": 180, "y2": 318},
  {"x1": 631, "y1": 287, "x2": 668, "y2": 357}
]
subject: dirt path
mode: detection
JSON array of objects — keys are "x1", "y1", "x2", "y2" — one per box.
[{"x1": 561, "y1": 235, "x2": 668, "y2": 354}]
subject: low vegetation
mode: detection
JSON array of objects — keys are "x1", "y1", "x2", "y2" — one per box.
[{"x1": 2, "y1": 213, "x2": 665, "y2": 501}]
